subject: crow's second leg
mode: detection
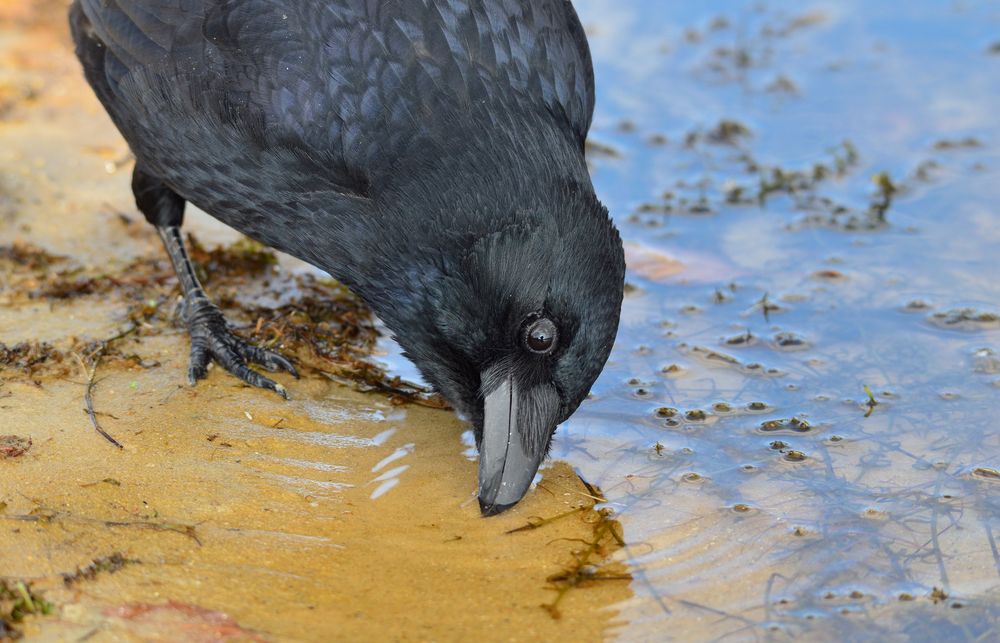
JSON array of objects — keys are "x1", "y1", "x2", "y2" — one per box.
[{"x1": 133, "y1": 165, "x2": 298, "y2": 398}]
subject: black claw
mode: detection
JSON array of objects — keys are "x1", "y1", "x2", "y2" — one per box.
[
  {"x1": 230, "y1": 362, "x2": 287, "y2": 399},
  {"x1": 182, "y1": 299, "x2": 295, "y2": 399},
  {"x1": 241, "y1": 344, "x2": 299, "y2": 378},
  {"x1": 271, "y1": 354, "x2": 300, "y2": 379},
  {"x1": 188, "y1": 345, "x2": 210, "y2": 383}
]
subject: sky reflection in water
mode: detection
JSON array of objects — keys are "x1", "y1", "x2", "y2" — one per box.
[{"x1": 555, "y1": 1, "x2": 1000, "y2": 639}]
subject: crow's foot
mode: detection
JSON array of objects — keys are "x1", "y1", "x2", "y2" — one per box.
[{"x1": 183, "y1": 296, "x2": 298, "y2": 399}]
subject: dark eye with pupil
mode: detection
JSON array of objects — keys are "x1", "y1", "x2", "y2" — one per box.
[{"x1": 524, "y1": 317, "x2": 558, "y2": 354}]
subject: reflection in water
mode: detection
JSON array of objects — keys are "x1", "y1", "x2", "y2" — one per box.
[{"x1": 553, "y1": 0, "x2": 1000, "y2": 639}]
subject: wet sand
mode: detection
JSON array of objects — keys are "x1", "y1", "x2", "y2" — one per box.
[{"x1": 0, "y1": 4, "x2": 630, "y2": 640}]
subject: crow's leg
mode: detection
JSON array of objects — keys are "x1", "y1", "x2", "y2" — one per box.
[{"x1": 132, "y1": 165, "x2": 298, "y2": 398}]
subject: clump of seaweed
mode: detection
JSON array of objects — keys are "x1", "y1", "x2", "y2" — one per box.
[
  {"x1": 505, "y1": 480, "x2": 631, "y2": 619},
  {"x1": 0, "y1": 580, "x2": 54, "y2": 640},
  {"x1": 0, "y1": 235, "x2": 442, "y2": 407},
  {"x1": 540, "y1": 508, "x2": 630, "y2": 619},
  {"x1": 0, "y1": 343, "x2": 63, "y2": 376}
]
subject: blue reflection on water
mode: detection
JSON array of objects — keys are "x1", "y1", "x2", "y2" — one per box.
[{"x1": 557, "y1": 1, "x2": 1000, "y2": 638}]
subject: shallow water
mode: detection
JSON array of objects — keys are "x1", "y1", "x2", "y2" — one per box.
[
  {"x1": 1, "y1": 1, "x2": 999, "y2": 641},
  {"x1": 541, "y1": 1, "x2": 1000, "y2": 639}
]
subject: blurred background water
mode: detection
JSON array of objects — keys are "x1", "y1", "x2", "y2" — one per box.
[{"x1": 546, "y1": 1, "x2": 999, "y2": 639}]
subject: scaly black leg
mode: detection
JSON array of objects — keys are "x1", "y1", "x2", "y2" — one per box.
[{"x1": 133, "y1": 166, "x2": 298, "y2": 398}]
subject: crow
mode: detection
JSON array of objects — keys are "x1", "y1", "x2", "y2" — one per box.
[{"x1": 70, "y1": 0, "x2": 625, "y2": 515}]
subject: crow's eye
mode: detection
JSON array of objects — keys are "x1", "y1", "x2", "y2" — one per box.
[{"x1": 523, "y1": 317, "x2": 558, "y2": 354}]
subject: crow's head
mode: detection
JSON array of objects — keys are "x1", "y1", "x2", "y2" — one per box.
[{"x1": 382, "y1": 182, "x2": 624, "y2": 515}]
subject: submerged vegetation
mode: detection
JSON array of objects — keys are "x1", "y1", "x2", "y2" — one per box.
[
  {"x1": 628, "y1": 126, "x2": 925, "y2": 231},
  {"x1": 505, "y1": 481, "x2": 630, "y2": 620}
]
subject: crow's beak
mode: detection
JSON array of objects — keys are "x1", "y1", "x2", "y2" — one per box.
[{"x1": 478, "y1": 371, "x2": 555, "y2": 516}]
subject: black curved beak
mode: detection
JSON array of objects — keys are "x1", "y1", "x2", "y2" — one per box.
[{"x1": 477, "y1": 372, "x2": 554, "y2": 516}]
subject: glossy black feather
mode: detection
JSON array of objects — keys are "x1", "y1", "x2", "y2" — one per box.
[{"x1": 73, "y1": 0, "x2": 597, "y2": 276}]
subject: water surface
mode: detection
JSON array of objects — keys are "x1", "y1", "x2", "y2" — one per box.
[{"x1": 551, "y1": 1, "x2": 1000, "y2": 639}]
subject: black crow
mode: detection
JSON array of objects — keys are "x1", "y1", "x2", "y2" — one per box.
[{"x1": 70, "y1": 0, "x2": 625, "y2": 515}]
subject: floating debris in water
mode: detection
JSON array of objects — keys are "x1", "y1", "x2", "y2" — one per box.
[
  {"x1": 765, "y1": 74, "x2": 799, "y2": 94},
  {"x1": 903, "y1": 299, "x2": 933, "y2": 312},
  {"x1": 928, "y1": 308, "x2": 1000, "y2": 331},
  {"x1": 759, "y1": 417, "x2": 812, "y2": 433},
  {"x1": 972, "y1": 467, "x2": 1000, "y2": 481},
  {"x1": 724, "y1": 330, "x2": 756, "y2": 346},
  {"x1": 932, "y1": 137, "x2": 983, "y2": 150},
  {"x1": 812, "y1": 269, "x2": 846, "y2": 280},
  {"x1": 683, "y1": 119, "x2": 753, "y2": 148},
  {"x1": 772, "y1": 332, "x2": 809, "y2": 350},
  {"x1": 660, "y1": 363, "x2": 685, "y2": 378}
]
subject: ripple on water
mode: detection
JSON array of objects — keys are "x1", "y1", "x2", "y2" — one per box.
[{"x1": 557, "y1": 0, "x2": 1000, "y2": 638}]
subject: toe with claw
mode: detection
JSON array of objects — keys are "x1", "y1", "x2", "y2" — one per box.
[{"x1": 183, "y1": 295, "x2": 299, "y2": 398}]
